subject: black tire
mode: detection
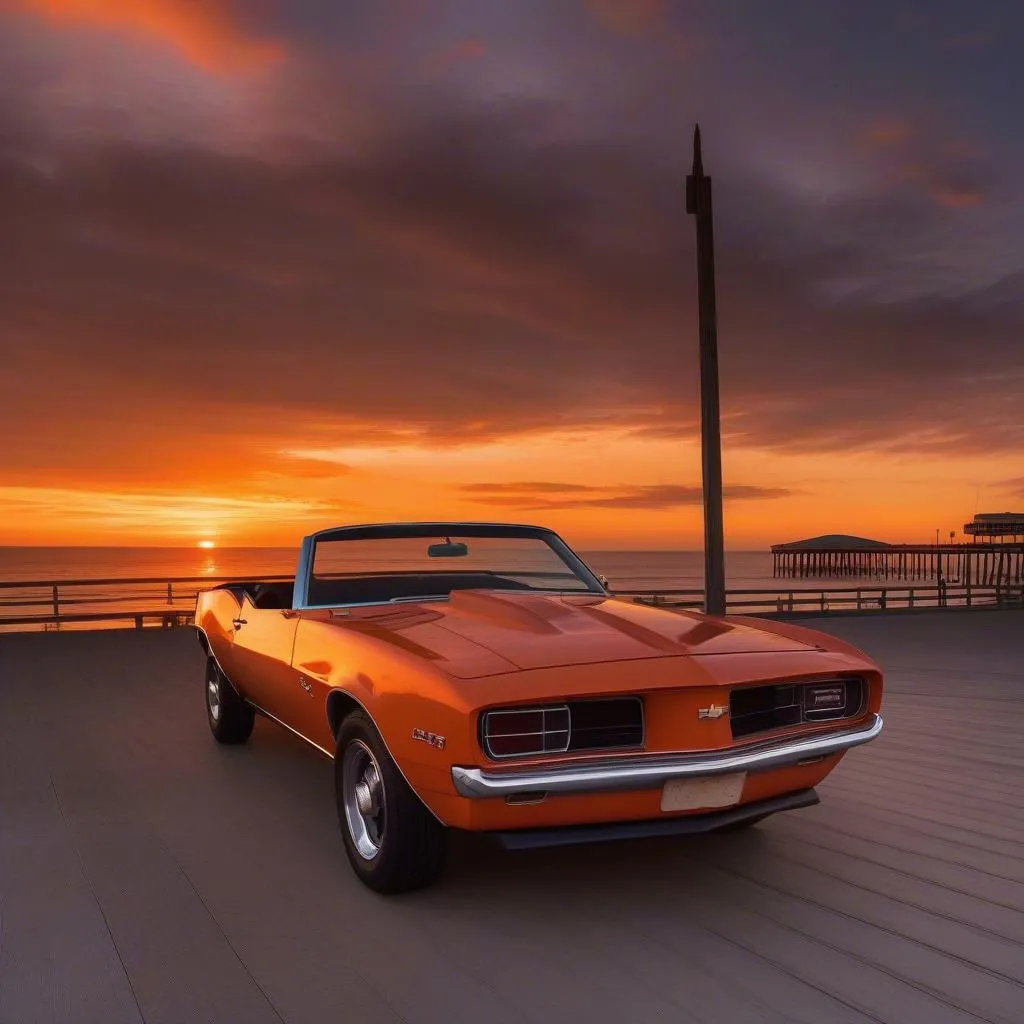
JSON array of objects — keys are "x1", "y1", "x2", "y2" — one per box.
[
  {"x1": 205, "y1": 658, "x2": 255, "y2": 744},
  {"x1": 334, "y1": 710, "x2": 447, "y2": 894}
]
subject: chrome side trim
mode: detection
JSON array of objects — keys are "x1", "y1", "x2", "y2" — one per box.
[
  {"x1": 451, "y1": 714, "x2": 883, "y2": 799},
  {"x1": 247, "y1": 700, "x2": 335, "y2": 759}
]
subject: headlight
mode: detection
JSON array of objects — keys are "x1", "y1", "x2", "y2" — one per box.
[
  {"x1": 482, "y1": 705, "x2": 570, "y2": 759},
  {"x1": 481, "y1": 698, "x2": 644, "y2": 760}
]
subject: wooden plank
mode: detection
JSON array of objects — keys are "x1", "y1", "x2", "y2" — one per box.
[
  {"x1": 1, "y1": 612, "x2": 1022, "y2": 1023},
  {"x1": 0, "y1": 665, "x2": 143, "y2": 1024}
]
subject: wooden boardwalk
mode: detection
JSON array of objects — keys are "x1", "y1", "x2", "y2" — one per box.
[{"x1": 1, "y1": 613, "x2": 1022, "y2": 1023}]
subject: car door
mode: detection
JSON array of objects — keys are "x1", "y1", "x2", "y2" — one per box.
[
  {"x1": 288, "y1": 611, "x2": 360, "y2": 753},
  {"x1": 229, "y1": 597, "x2": 302, "y2": 725}
]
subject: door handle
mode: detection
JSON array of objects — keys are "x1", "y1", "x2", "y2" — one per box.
[{"x1": 232, "y1": 617, "x2": 247, "y2": 629}]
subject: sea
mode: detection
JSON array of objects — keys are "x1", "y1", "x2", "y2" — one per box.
[
  {"x1": 0, "y1": 546, "x2": 846, "y2": 589},
  {"x1": 0, "y1": 547, "x2": 865, "y2": 631}
]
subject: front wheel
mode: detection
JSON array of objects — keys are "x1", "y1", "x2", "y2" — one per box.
[
  {"x1": 205, "y1": 658, "x2": 255, "y2": 744},
  {"x1": 335, "y1": 710, "x2": 447, "y2": 893}
]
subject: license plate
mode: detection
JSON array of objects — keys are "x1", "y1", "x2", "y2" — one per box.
[{"x1": 660, "y1": 772, "x2": 746, "y2": 812}]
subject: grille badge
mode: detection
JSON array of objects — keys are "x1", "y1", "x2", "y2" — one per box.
[{"x1": 698, "y1": 704, "x2": 729, "y2": 720}]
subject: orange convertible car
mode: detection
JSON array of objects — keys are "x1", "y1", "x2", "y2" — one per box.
[{"x1": 194, "y1": 522, "x2": 883, "y2": 893}]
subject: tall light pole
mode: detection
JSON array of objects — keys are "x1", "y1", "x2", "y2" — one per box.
[{"x1": 685, "y1": 124, "x2": 726, "y2": 615}]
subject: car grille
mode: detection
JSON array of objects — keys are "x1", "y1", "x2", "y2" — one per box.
[
  {"x1": 565, "y1": 697, "x2": 644, "y2": 752},
  {"x1": 729, "y1": 678, "x2": 864, "y2": 740}
]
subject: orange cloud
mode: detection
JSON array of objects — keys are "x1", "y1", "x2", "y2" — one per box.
[
  {"x1": 0, "y1": 485, "x2": 353, "y2": 544},
  {"x1": 12, "y1": 0, "x2": 283, "y2": 73},
  {"x1": 429, "y1": 37, "x2": 487, "y2": 70},
  {"x1": 584, "y1": 0, "x2": 665, "y2": 35},
  {"x1": 928, "y1": 184, "x2": 984, "y2": 208},
  {"x1": 896, "y1": 163, "x2": 986, "y2": 208},
  {"x1": 863, "y1": 122, "x2": 988, "y2": 210},
  {"x1": 862, "y1": 119, "x2": 912, "y2": 147},
  {"x1": 460, "y1": 482, "x2": 793, "y2": 511}
]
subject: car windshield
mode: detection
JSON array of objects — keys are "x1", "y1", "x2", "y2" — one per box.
[{"x1": 306, "y1": 528, "x2": 601, "y2": 607}]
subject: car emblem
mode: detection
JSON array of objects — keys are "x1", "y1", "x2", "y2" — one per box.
[
  {"x1": 412, "y1": 728, "x2": 446, "y2": 750},
  {"x1": 298, "y1": 676, "x2": 313, "y2": 695},
  {"x1": 698, "y1": 704, "x2": 728, "y2": 720}
]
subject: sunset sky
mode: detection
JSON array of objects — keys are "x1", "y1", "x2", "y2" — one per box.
[{"x1": 1, "y1": 0, "x2": 1021, "y2": 549}]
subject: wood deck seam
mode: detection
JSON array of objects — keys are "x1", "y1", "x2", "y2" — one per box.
[
  {"x1": 632, "y1": 907, "x2": 892, "y2": 1024},
  {"x1": 162, "y1": 850, "x2": 288, "y2": 1024},
  {"x1": 819, "y1": 783, "x2": 1024, "y2": 839},
  {"x1": 737, "y1": 840, "x2": 1024, "y2": 948},
  {"x1": 685, "y1": 851, "x2": 1024, "y2": 988},
  {"x1": 813, "y1": 794, "x2": 1024, "y2": 857},
  {"x1": 767, "y1": 828, "x2": 1024, "y2": 919},
  {"x1": 778, "y1": 818, "x2": 1024, "y2": 887},
  {"x1": 48, "y1": 774, "x2": 146, "y2": 1024},
  {"x1": 677, "y1": 880, "x2": 1011, "y2": 1024}
]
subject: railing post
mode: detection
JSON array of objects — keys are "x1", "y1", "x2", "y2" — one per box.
[
  {"x1": 856, "y1": 589, "x2": 861, "y2": 611},
  {"x1": 52, "y1": 584, "x2": 60, "y2": 621},
  {"x1": 909, "y1": 589, "x2": 914, "y2": 608},
  {"x1": 167, "y1": 582, "x2": 173, "y2": 605},
  {"x1": 788, "y1": 592, "x2": 794, "y2": 613},
  {"x1": 966, "y1": 583, "x2": 972, "y2": 607},
  {"x1": 879, "y1": 590, "x2": 887, "y2": 610}
]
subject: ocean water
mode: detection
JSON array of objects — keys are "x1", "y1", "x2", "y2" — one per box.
[
  {"x1": 0, "y1": 546, "x2": 844, "y2": 589},
  {"x1": 0, "y1": 547, "x2": 868, "y2": 631}
]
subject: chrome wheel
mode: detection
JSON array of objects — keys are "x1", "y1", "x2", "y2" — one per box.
[
  {"x1": 207, "y1": 668, "x2": 221, "y2": 723},
  {"x1": 342, "y1": 740, "x2": 387, "y2": 860}
]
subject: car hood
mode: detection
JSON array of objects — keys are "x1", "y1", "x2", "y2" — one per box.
[{"x1": 334, "y1": 590, "x2": 823, "y2": 679}]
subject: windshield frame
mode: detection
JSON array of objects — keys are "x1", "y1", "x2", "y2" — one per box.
[{"x1": 292, "y1": 522, "x2": 606, "y2": 610}]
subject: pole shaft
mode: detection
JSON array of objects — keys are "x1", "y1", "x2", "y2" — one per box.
[{"x1": 687, "y1": 130, "x2": 726, "y2": 615}]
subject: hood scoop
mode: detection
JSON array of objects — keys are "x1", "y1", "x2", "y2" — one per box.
[
  {"x1": 445, "y1": 589, "x2": 572, "y2": 634},
  {"x1": 433, "y1": 590, "x2": 818, "y2": 671}
]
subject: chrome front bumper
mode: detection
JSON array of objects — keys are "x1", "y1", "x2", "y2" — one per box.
[{"x1": 451, "y1": 714, "x2": 883, "y2": 799}]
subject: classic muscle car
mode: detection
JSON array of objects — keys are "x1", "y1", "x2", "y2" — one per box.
[{"x1": 194, "y1": 523, "x2": 883, "y2": 893}]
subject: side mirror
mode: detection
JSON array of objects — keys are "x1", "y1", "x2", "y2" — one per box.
[{"x1": 427, "y1": 540, "x2": 469, "y2": 558}]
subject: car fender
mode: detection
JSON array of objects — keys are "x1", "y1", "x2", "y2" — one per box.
[
  {"x1": 194, "y1": 588, "x2": 248, "y2": 692},
  {"x1": 293, "y1": 616, "x2": 478, "y2": 824}
]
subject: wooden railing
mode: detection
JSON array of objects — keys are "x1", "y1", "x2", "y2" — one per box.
[
  {"x1": 628, "y1": 582, "x2": 1024, "y2": 614},
  {"x1": 0, "y1": 574, "x2": 293, "y2": 631},
  {"x1": 0, "y1": 576, "x2": 1020, "y2": 633}
]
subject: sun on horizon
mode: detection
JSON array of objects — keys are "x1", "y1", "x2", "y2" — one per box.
[{"x1": 198, "y1": 540, "x2": 216, "y2": 549}]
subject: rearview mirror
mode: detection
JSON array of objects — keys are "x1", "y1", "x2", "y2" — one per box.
[{"x1": 427, "y1": 540, "x2": 468, "y2": 558}]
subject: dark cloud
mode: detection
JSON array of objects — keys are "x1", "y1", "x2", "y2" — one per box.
[
  {"x1": 463, "y1": 483, "x2": 792, "y2": 510},
  {"x1": 861, "y1": 119, "x2": 994, "y2": 208},
  {"x1": 583, "y1": 0, "x2": 665, "y2": 36},
  {"x1": 0, "y1": 0, "x2": 1021, "y2": 489},
  {"x1": 460, "y1": 482, "x2": 600, "y2": 494}
]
